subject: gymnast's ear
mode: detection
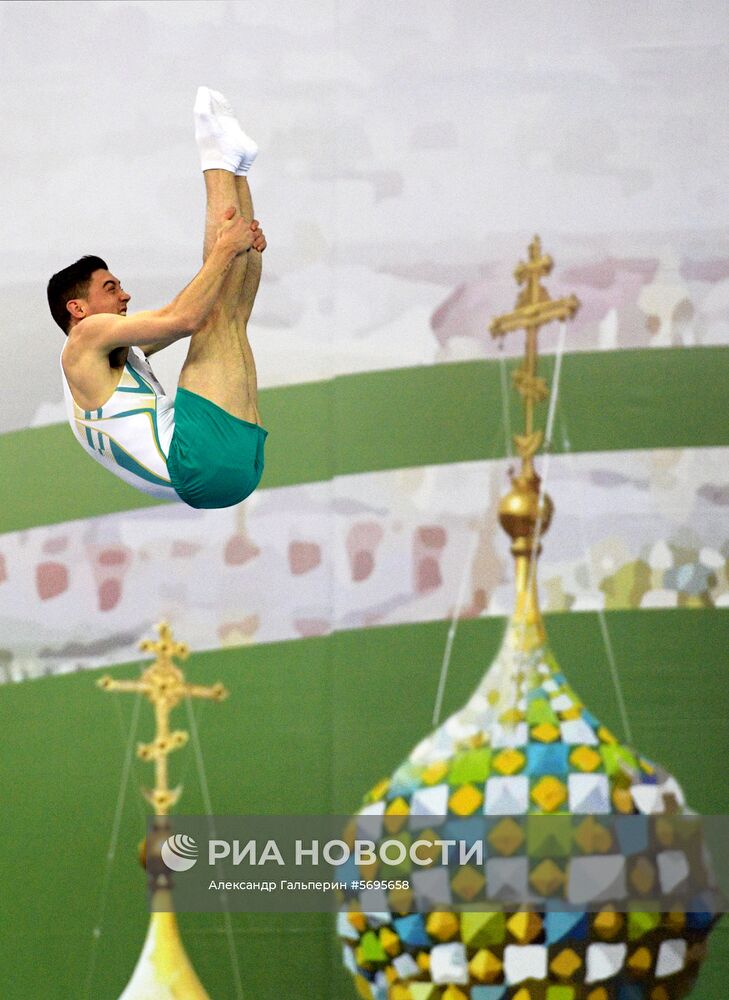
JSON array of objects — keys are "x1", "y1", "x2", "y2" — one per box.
[{"x1": 66, "y1": 299, "x2": 86, "y2": 322}]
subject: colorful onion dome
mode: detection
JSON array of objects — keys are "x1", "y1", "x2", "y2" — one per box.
[{"x1": 338, "y1": 630, "x2": 719, "y2": 1000}]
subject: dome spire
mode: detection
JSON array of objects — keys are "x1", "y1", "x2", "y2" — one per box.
[
  {"x1": 98, "y1": 622, "x2": 229, "y2": 999},
  {"x1": 490, "y1": 236, "x2": 580, "y2": 650},
  {"x1": 340, "y1": 237, "x2": 719, "y2": 999}
]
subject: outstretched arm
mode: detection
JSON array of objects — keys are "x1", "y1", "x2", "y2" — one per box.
[{"x1": 67, "y1": 208, "x2": 255, "y2": 358}]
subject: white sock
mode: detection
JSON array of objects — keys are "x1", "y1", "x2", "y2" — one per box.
[
  {"x1": 207, "y1": 89, "x2": 258, "y2": 174},
  {"x1": 194, "y1": 86, "x2": 258, "y2": 175}
]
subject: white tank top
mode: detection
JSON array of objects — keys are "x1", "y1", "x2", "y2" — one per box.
[{"x1": 61, "y1": 345, "x2": 178, "y2": 500}]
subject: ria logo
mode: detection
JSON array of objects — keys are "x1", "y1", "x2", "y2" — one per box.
[{"x1": 161, "y1": 834, "x2": 199, "y2": 872}]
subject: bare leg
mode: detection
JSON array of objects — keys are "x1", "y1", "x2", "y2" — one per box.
[
  {"x1": 177, "y1": 170, "x2": 259, "y2": 424},
  {"x1": 234, "y1": 175, "x2": 260, "y2": 317},
  {"x1": 235, "y1": 174, "x2": 262, "y2": 424}
]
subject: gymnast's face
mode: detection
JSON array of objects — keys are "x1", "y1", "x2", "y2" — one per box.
[{"x1": 75, "y1": 269, "x2": 131, "y2": 320}]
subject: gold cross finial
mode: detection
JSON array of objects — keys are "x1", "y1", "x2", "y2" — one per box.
[
  {"x1": 490, "y1": 235, "x2": 580, "y2": 477},
  {"x1": 98, "y1": 622, "x2": 228, "y2": 814},
  {"x1": 490, "y1": 238, "x2": 580, "y2": 651}
]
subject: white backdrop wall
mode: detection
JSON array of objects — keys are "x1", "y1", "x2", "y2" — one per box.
[{"x1": 2, "y1": 0, "x2": 728, "y2": 432}]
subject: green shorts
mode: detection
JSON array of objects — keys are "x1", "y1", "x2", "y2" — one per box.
[{"x1": 167, "y1": 388, "x2": 267, "y2": 509}]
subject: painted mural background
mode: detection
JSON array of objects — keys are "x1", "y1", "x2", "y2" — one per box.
[{"x1": 0, "y1": 2, "x2": 727, "y2": 998}]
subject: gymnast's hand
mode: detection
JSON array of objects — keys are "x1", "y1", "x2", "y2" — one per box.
[
  {"x1": 249, "y1": 219, "x2": 267, "y2": 253},
  {"x1": 215, "y1": 206, "x2": 256, "y2": 255}
]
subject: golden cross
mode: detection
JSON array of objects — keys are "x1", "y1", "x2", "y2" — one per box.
[
  {"x1": 98, "y1": 622, "x2": 228, "y2": 815},
  {"x1": 490, "y1": 235, "x2": 580, "y2": 477}
]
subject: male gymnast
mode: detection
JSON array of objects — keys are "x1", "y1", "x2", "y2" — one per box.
[{"x1": 48, "y1": 87, "x2": 267, "y2": 509}]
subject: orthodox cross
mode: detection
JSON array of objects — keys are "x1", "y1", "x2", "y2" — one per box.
[
  {"x1": 490, "y1": 237, "x2": 580, "y2": 650},
  {"x1": 490, "y1": 235, "x2": 579, "y2": 478},
  {"x1": 98, "y1": 622, "x2": 228, "y2": 815}
]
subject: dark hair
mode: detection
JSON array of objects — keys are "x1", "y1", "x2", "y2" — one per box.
[{"x1": 47, "y1": 255, "x2": 109, "y2": 333}]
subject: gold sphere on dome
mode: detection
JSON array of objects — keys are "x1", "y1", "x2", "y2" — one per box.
[{"x1": 498, "y1": 472, "x2": 553, "y2": 547}]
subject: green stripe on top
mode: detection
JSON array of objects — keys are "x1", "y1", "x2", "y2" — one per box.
[
  {"x1": 117, "y1": 361, "x2": 155, "y2": 393},
  {"x1": 83, "y1": 411, "x2": 95, "y2": 451},
  {"x1": 1, "y1": 346, "x2": 728, "y2": 533},
  {"x1": 107, "y1": 440, "x2": 172, "y2": 488}
]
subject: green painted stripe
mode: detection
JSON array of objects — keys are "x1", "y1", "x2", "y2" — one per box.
[
  {"x1": 0, "y1": 608, "x2": 726, "y2": 997},
  {"x1": 1, "y1": 346, "x2": 727, "y2": 533}
]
